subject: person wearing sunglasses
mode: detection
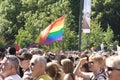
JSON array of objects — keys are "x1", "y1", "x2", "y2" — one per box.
[
  {"x1": 74, "y1": 54, "x2": 107, "y2": 80},
  {"x1": 29, "y1": 55, "x2": 52, "y2": 80},
  {"x1": 105, "y1": 55, "x2": 120, "y2": 80},
  {"x1": 0, "y1": 55, "x2": 22, "y2": 80},
  {"x1": 17, "y1": 52, "x2": 33, "y2": 80}
]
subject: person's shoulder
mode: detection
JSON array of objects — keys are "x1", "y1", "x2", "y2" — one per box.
[
  {"x1": 97, "y1": 76, "x2": 106, "y2": 80},
  {"x1": 4, "y1": 74, "x2": 22, "y2": 80},
  {"x1": 82, "y1": 72, "x2": 93, "y2": 77},
  {"x1": 97, "y1": 73, "x2": 106, "y2": 80},
  {"x1": 64, "y1": 74, "x2": 73, "y2": 80},
  {"x1": 76, "y1": 71, "x2": 93, "y2": 79},
  {"x1": 38, "y1": 74, "x2": 52, "y2": 80},
  {"x1": 4, "y1": 76, "x2": 14, "y2": 80}
]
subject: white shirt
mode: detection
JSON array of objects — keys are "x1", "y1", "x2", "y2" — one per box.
[{"x1": 4, "y1": 74, "x2": 22, "y2": 80}]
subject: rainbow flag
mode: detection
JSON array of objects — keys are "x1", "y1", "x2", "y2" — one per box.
[{"x1": 36, "y1": 15, "x2": 65, "y2": 44}]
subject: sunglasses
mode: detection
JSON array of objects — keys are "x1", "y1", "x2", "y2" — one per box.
[{"x1": 106, "y1": 67, "x2": 120, "y2": 71}]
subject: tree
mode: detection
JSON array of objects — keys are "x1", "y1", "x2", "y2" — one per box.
[
  {"x1": 81, "y1": 18, "x2": 114, "y2": 51},
  {"x1": 81, "y1": 19, "x2": 104, "y2": 50},
  {"x1": 92, "y1": 0, "x2": 120, "y2": 41},
  {"x1": 104, "y1": 26, "x2": 114, "y2": 50},
  {"x1": 0, "y1": 17, "x2": 12, "y2": 43},
  {"x1": 0, "y1": 37, "x2": 6, "y2": 48},
  {"x1": 0, "y1": 0, "x2": 22, "y2": 45},
  {"x1": 1, "y1": 0, "x2": 117, "y2": 51},
  {"x1": 15, "y1": 0, "x2": 77, "y2": 50}
]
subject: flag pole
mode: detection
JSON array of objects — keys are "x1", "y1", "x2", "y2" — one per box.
[{"x1": 78, "y1": 0, "x2": 84, "y2": 52}]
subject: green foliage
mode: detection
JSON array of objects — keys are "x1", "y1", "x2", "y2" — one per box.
[
  {"x1": 0, "y1": 37, "x2": 6, "y2": 48},
  {"x1": 81, "y1": 19, "x2": 114, "y2": 51},
  {"x1": 15, "y1": 0, "x2": 77, "y2": 50},
  {"x1": 0, "y1": 0, "x2": 22, "y2": 45},
  {"x1": 15, "y1": 12, "x2": 40, "y2": 48},
  {"x1": 104, "y1": 26, "x2": 114, "y2": 50},
  {"x1": 92, "y1": 0, "x2": 120, "y2": 40},
  {"x1": 104, "y1": 26, "x2": 114, "y2": 44},
  {"x1": 63, "y1": 27, "x2": 78, "y2": 50},
  {"x1": 0, "y1": 17, "x2": 12, "y2": 41},
  {"x1": 15, "y1": 28, "x2": 33, "y2": 48},
  {"x1": 82, "y1": 19, "x2": 104, "y2": 50},
  {"x1": 0, "y1": 0, "x2": 118, "y2": 51}
]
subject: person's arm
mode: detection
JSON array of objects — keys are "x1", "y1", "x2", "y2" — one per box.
[{"x1": 73, "y1": 57, "x2": 92, "y2": 79}]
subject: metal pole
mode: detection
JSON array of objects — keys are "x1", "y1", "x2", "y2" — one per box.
[{"x1": 78, "y1": 0, "x2": 84, "y2": 52}]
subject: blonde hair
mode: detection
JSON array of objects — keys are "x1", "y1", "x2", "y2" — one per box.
[
  {"x1": 61, "y1": 59, "x2": 74, "y2": 73},
  {"x1": 106, "y1": 55, "x2": 120, "y2": 69},
  {"x1": 46, "y1": 62, "x2": 63, "y2": 80},
  {"x1": 89, "y1": 54, "x2": 106, "y2": 68}
]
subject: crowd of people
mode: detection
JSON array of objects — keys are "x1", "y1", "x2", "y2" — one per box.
[{"x1": 0, "y1": 46, "x2": 120, "y2": 80}]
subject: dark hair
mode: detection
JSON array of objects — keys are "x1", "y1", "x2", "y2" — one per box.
[
  {"x1": 17, "y1": 52, "x2": 32, "y2": 61},
  {"x1": 0, "y1": 47, "x2": 6, "y2": 53},
  {"x1": 0, "y1": 51, "x2": 5, "y2": 59},
  {"x1": 44, "y1": 56, "x2": 52, "y2": 63},
  {"x1": 59, "y1": 55, "x2": 66, "y2": 66},
  {"x1": 82, "y1": 63, "x2": 91, "y2": 72},
  {"x1": 9, "y1": 47, "x2": 16, "y2": 55},
  {"x1": 68, "y1": 56, "x2": 74, "y2": 63}
]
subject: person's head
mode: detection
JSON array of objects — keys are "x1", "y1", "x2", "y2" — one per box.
[
  {"x1": 29, "y1": 55, "x2": 47, "y2": 78},
  {"x1": 18, "y1": 52, "x2": 32, "y2": 61},
  {"x1": 105, "y1": 55, "x2": 120, "y2": 80},
  {"x1": 8, "y1": 47, "x2": 16, "y2": 55},
  {"x1": 61, "y1": 59, "x2": 74, "y2": 74},
  {"x1": 29, "y1": 48, "x2": 43, "y2": 55},
  {"x1": 0, "y1": 55, "x2": 20, "y2": 75},
  {"x1": 17, "y1": 52, "x2": 32, "y2": 71},
  {"x1": 46, "y1": 62, "x2": 62, "y2": 80},
  {"x1": 58, "y1": 55, "x2": 66, "y2": 65},
  {"x1": 68, "y1": 56, "x2": 74, "y2": 63},
  {"x1": 18, "y1": 48, "x2": 28, "y2": 55},
  {"x1": 88, "y1": 54, "x2": 105, "y2": 73},
  {"x1": 0, "y1": 47, "x2": 7, "y2": 55}
]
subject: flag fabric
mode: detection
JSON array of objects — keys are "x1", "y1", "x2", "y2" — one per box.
[
  {"x1": 14, "y1": 44, "x2": 20, "y2": 51},
  {"x1": 28, "y1": 43, "x2": 39, "y2": 48},
  {"x1": 82, "y1": 0, "x2": 91, "y2": 33},
  {"x1": 36, "y1": 15, "x2": 65, "y2": 44}
]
